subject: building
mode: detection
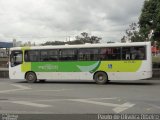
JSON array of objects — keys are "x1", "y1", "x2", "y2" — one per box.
[{"x1": 0, "y1": 42, "x2": 13, "y2": 57}]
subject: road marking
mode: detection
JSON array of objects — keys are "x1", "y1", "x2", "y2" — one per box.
[
  {"x1": 0, "y1": 97, "x2": 134, "y2": 112},
  {"x1": 11, "y1": 101, "x2": 51, "y2": 108},
  {"x1": 113, "y1": 102, "x2": 135, "y2": 113},
  {"x1": 0, "y1": 84, "x2": 31, "y2": 93},
  {"x1": 147, "y1": 103, "x2": 160, "y2": 110},
  {"x1": 12, "y1": 89, "x2": 72, "y2": 93},
  {"x1": 146, "y1": 108, "x2": 151, "y2": 111},
  {"x1": 28, "y1": 97, "x2": 117, "y2": 102},
  {"x1": 69, "y1": 99, "x2": 120, "y2": 107},
  {"x1": 26, "y1": 89, "x2": 72, "y2": 92},
  {"x1": 0, "y1": 89, "x2": 23, "y2": 93},
  {"x1": 69, "y1": 99, "x2": 135, "y2": 113},
  {"x1": 11, "y1": 84, "x2": 30, "y2": 90},
  {"x1": 86, "y1": 97, "x2": 118, "y2": 100}
]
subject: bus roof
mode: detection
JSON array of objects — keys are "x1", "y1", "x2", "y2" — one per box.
[{"x1": 10, "y1": 42, "x2": 151, "y2": 51}]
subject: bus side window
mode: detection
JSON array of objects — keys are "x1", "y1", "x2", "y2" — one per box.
[
  {"x1": 122, "y1": 47, "x2": 131, "y2": 60},
  {"x1": 130, "y1": 47, "x2": 137, "y2": 60},
  {"x1": 40, "y1": 50, "x2": 48, "y2": 61},
  {"x1": 126, "y1": 51, "x2": 130, "y2": 60},
  {"x1": 24, "y1": 50, "x2": 40, "y2": 62},
  {"x1": 78, "y1": 48, "x2": 99, "y2": 61},
  {"x1": 100, "y1": 47, "x2": 121, "y2": 60},
  {"x1": 59, "y1": 49, "x2": 77, "y2": 61},
  {"x1": 135, "y1": 47, "x2": 145, "y2": 60},
  {"x1": 48, "y1": 50, "x2": 58, "y2": 61},
  {"x1": 100, "y1": 48, "x2": 107, "y2": 60},
  {"x1": 122, "y1": 46, "x2": 146, "y2": 60}
]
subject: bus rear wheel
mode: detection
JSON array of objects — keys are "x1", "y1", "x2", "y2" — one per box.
[
  {"x1": 25, "y1": 72, "x2": 37, "y2": 83},
  {"x1": 94, "y1": 72, "x2": 108, "y2": 84}
]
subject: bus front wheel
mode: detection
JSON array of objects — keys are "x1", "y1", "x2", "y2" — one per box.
[
  {"x1": 94, "y1": 72, "x2": 108, "y2": 84},
  {"x1": 25, "y1": 72, "x2": 37, "y2": 83}
]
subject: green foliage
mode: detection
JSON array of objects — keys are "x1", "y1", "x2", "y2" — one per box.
[
  {"x1": 122, "y1": 0, "x2": 160, "y2": 47},
  {"x1": 139, "y1": 0, "x2": 160, "y2": 46},
  {"x1": 121, "y1": 23, "x2": 145, "y2": 42},
  {"x1": 41, "y1": 32, "x2": 102, "y2": 46},
  {"x1": 76, "y1": 32, "x2": 101, "y2": 44},
  {"x1": 42, "y1": 41, "x2": 65, "y2": 46},
  {"x1": 152, "y1": 56, "x2": 160, "y2": 63}
]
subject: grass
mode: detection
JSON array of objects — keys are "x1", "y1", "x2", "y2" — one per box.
[{"x1": 152, "y1": 56, "x2": 160, "y2": 63}]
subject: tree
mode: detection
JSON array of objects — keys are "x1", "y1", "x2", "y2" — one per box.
[
  {"x1": 139, "y1": 0, "x2": 160, "y2": 46},
  {"x1": 76, "y1": 32, "x2": 101, "y2": 44},
  {"x1": 41, "y1": 32, "x2": 102, "y2": 45},
  {"x1": 121, "y1": 23, "x2": 144, "y2": 42},
  {"x1": 42, "y1": 41, "x2": 65, "y2": 46}
]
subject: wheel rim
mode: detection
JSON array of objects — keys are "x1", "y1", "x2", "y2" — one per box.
[
  {"x1": 28, "y1": 74, "x2": 34, "y2": 81},
  {"x1": 97, "y1": 74, "x2": 105, "y2": 81},
  {"x1": 27, "y1": 73, "x2": 36, "y2": 82}
]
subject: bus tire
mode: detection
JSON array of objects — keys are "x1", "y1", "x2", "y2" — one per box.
[
  {"x1": 25, "y1": 72, "x2": 37, "y2": 83},
  {"x1": 94, "y1": 71, "x2": 108, "y2": 84}
]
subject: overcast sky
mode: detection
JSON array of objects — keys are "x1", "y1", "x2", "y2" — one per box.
[{"x1": 0, "y1": 0, "x2": 145, "y2": 44}]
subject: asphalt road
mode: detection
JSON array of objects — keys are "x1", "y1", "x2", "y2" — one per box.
[{"x1": 0, "y1": 78, "x2": 160, "y2": 119}]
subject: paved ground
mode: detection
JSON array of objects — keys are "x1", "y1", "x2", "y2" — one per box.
[{"x1": 0, "y1": 79, "x2": 160, "y2": 116}]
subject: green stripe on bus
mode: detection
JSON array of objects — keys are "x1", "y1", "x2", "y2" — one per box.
[
  {"x1": 31, "y1": 61, "x2": 99, "y2": 72},
  {"x1": 21, "y1": 60, "x2": 142, "y2": 73}
]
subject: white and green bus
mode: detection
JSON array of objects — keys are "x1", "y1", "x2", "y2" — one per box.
[{"x1": 9, "y1": 42, "x2": 152, "y2": 84}]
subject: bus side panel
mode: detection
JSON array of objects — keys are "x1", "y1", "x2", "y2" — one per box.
[
  {"x1": 9, "y1": 63, "x2": 25, "y2": 79},
  {"x1": 106, "y1": 58, "x2": 152, "y2": 80},
  {"x1": 35, "y1": 72, "x2": 93, "y2": 81},
  {"x1": 107, "y1": 71, "x2": 152, "y2": 80}
]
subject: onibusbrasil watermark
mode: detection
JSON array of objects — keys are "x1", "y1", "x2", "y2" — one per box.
[
  {"x1": 98, "y1": 114, "x2": 160, "y2": 120},
  {"x1": 2, "y1": 114, "x2": 18, "y2": 120}
]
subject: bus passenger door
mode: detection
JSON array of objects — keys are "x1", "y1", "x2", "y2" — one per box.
[{"x1": 9, "y1": 50, "x2": 24, "y2": 79}]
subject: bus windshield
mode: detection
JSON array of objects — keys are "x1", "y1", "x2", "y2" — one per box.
[{"x1": 10, "y1": 51, "x2": 23, "y2": 67}]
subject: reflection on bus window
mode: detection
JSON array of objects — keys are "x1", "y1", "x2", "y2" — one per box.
[
  {"x1": 78, "y1": 49, "x2": 99, "y2": 61},
  {"x1": 59, "y1": 49, "x2": 77, "y2": 61},
  {"x1": 25, "y1": 50, "x2": 40, "y2": 62},
  {"x1": 48, "y1": 50, "x2": 58, "y2": 61},
  {"x1": 136, "y1": 47, "x2": 145, "y2": 60},
  {"x1": 122, "y1": 46, "x2": 146, "y2": 60},
  {"x1": 100, "y1": 47, "x2": 121, "y2": 60},
  {"x1": 25, "y1": 50, "x2": 59, "y2": 62}
]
